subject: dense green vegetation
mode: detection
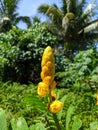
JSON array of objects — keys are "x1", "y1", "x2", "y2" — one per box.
[
  {"x1": 0, "y1": 24, "x2": 57, "y2": 83},
  {"x1": 0, "y1": 0, "x2": 98, "y2": 129}
]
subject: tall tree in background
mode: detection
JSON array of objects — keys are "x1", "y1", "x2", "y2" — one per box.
[
  {"x1": 0, "y1": 0, "x2": 31, "y2": 32},
  {"x1": 38, "y1": 0, "x2": 98, "y2": 56}
]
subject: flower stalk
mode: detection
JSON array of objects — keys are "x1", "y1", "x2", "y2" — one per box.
[
  {"x1": 53, "y1": 114, "x2": 61, "y2": 130},
  {"x1": 37, "y1": 46, "x2": 63, "y2": 129}
]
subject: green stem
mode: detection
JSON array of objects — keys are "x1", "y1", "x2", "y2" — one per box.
[
  {"x1": 53, "y1": 114, "x2": 61, "y2": 130},
  {"x1": 48, "y1": 90, "x2": 52, "y2": 104}
]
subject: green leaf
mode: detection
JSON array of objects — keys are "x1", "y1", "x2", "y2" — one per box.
[
  {"x1": 0, "y1": 108, "x2": 7, "y2": 130},
  {"x1": 11, "y1": 117, "x2": 29, "y2": 130},
  {"x1": 17, "y1": 117, "x2": 29, "y2": 130},
  {"x1": 66, "y1": 105, "x2": 74, "y2": 130},
  {"x1": 72, "y1": 117, "x2": 82, "y2": 130},
  {"x1": 11, "y1": 118, "x2": 17, "y2": 130}
]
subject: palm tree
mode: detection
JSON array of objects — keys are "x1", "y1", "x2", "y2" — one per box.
[
  {"x1": 38, "y1": 0, "x2": 98, "y2": 55},
  {"x1": 0, "y1": 0, "x2": 31, "y2": 32}
]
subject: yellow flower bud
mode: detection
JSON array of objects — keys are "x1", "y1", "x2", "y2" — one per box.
[
  {"x1": 96, "y1": 95, "x2": 98, "y2": 101},
  {"x1": 96, "y1": 95, "x2": 98, "y2": 105},
  {"x1": 41, "y1": 71, "x2": 45, "y2": 80},
  {"x1": 96, "y1": 101, "x2": 98, "y2": 106},
  {"x1": 37, "y1": 82, "x2": 49, "y2": 97},
  {"x1": 48, "y1": 92, "x2": 56, "y2": 103},
  {"x1": 43, "y1": 76, "x2": 53, "y2": 86},
  {"x1": 41, "y1": 46, "x2": 54, "y2": 67},
  {"x1": 51, "y1": 92, "x2": 57, "y2": 101},
  {"x1": 46, "y1": 61, "x2": 55, "y2": 75},
  {"x1": 49, "y1": 100, "x2": 63, "y2": 113},
  {"x1": 41, "y1": 66, "x2": 50, "y2": 77},
  {"x1": 50, "y1": 80, "x2": 56, "y2": 90}
]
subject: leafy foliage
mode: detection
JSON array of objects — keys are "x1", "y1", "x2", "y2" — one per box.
[
  {"x1": 0, "y1": 24, "x2": 57, "y2": 83},
  {"x1": 55, "y1": 48, "x2": 98, "y2": 129},
  {"x1": 56, "y1": 48, "x2": 98, "y2": 88}
]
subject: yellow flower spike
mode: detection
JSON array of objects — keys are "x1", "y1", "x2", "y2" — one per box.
[
  {"x1": 37, "y1": 82, "x2": 49, "y2": 97},
  {"x1": 38, "y1": 46, "x2": 63, "y2": 130},
  {"x1": 49, "y1": 100, "x2": 63, "y2": 113},
  {"x1": 38, "y1": 46, "x2": 56, "y2": 98}
]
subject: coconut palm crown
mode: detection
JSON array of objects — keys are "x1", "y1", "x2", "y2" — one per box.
[{"x1": 38, "y1": 0, "x2": 98, "y2": 54}]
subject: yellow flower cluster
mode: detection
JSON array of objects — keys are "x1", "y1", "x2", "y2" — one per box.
[
  {"x1": 37, "y1": 46, "x2": 56, "y2": 97},
  {"x1": 37, "y1": 46, "x2": 63, "y2": 113}
]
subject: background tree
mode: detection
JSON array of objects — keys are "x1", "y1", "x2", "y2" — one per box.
[
  {"x1": 0, "y1": 0, "x2": 31, "y2": 32},
  {"x1": 38, "y1": 0, "x2": 98, "y2": 57}
]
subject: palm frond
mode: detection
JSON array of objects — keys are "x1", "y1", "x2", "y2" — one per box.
[
  {"x1": 83, "y1": 20, "x2": 98, "y2": 33},
  {"x1": 38, "y1": 4, "x2": 63, "y2": 18},
  {"x1": 61, "y1": 0, "x2": 67, "y2": 14},
  {"x1": 38, "y1": 4, "x2": 63, "y2": 26},
  {"x1": 3, "y1": 0, "x2": 21, "y2": 16},
  {"x1": 74, "y1": 0, "x2": 86, "y2": 16},
  {"x1": 66, "y1": 0, "x2": 78, "y2": 13},
  {"x1": 0, "y1": 0, "x2": 6, "y2": 14},
  {"x1": 15, "y1": 16, "x2": 31, "y2": 28},
  {"x1": 82, "y1": 2, "x2": 96, "y2": 17},
  {"x1": 38, "y1": 4, "x2": 50, "y2": 14}
]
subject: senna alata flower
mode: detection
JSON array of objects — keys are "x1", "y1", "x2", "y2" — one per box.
[
  {"x1": 37, "y1": 46, "x2": 56, "y2": 97},
  {"x1": 37, "y1": 82, "x2": 49, "y2": 97},
  {"x1": 49, "y1": 100, "x2": 63, "y2": 113}
]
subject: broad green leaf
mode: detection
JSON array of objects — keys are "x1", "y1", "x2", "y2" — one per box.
[
  {"x1": 17, "y1": 117, "x2": 29, "y2": 130},
  {"x1": 11, "y1": 117, "x2": 29, "y2": 130},
  {"x1": 72, "y1": 117, "x2": 82, "y2": 130},
  {"x1": 11, "y1": 118, "x2": 17, "y2": 130},
  {"x1": 0, "y1": 108, "x2": 7, "y2": 130},
  {"x1": 66, "y1": 105, "x2": 74, "y2": 130}
]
